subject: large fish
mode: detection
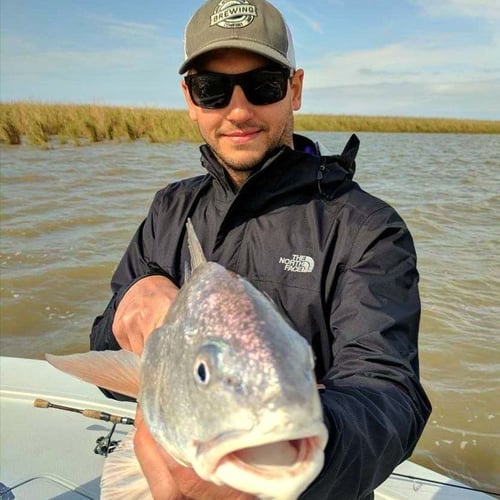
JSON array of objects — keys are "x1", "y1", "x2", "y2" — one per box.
[{"x1": 46, "y1": 219, "x2": 328, "y2": 499}]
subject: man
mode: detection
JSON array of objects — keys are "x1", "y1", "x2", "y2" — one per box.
[{"x1": 91, "y1": 0, "x2": 431, "y2": 498}]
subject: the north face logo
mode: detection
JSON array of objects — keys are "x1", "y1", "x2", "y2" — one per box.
[
  {"x1": 279, "y1": 254, "x2": 315, "y2": 273},
  {"x1": 210, "y1": 0, "x2": 257, "y2": 29}
]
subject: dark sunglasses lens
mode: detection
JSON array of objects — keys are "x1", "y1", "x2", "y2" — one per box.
[
  {"x1": 188, "y1": 74, "x2": 231, "y2": 109},
  {"x1": 187, "y1": 68, "x2": 290, "y2": 109},
  {"x1": 246, "y1": 70, "x2": 288, "y2": 105}
]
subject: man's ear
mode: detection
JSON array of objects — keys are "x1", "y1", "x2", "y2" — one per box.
[
  {"x1": 290, "y1": 69, "x2": 304, "y2": 112},
  {"x1": 181, "y1": 79, "x2": 198, "y2": 122}
]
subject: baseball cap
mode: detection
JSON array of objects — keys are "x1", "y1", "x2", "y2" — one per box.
[{"x1": 179, "y1": 0, "x2": 296, "y2": 74}]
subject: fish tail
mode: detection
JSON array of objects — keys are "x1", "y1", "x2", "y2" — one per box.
[
  {"x1": 101, "y1": 429, "x2": 153, "y2": 499},
  {"x1": 186, "y1": 218, "x2": 207, "y2": 270}
]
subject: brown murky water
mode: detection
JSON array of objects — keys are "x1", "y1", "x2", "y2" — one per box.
[{"x1": 1, "y1": 132, "x2": 499, "y2": 493}]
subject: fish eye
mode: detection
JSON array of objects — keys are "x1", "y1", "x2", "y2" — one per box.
[
  {"x1": 195, "y1": 360, "x2": 210, "y2": 385},
  {"x1": 193, "y1": 342, "x2": 225, "y2": 387}
]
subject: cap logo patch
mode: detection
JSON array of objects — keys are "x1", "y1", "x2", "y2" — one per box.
[{"x1": 210, "y1": 0, "x2": 257, "y2": 29}]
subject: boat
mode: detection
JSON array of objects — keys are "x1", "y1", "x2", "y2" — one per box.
[{"x1": 0, "y1": 356, "x2": 494, "y2": 499}]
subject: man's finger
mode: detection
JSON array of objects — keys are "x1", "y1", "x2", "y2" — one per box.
[{"x1": 134, "y1": 415, "x2": 183, "y2": 499}]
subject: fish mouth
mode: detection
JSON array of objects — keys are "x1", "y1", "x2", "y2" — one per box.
[
  {"x1": 202, "y1": 430, "x2": 327, "y2": 498},
  {"x1": 219, "y1": 435, "x2": 323, "y2": 477},
  {"x1": 194, "y1": 423, "x2": 328, "y2": 496}
]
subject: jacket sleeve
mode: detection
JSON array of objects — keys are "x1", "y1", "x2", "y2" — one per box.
[
  {"x1": 301, "y1": 207, "x2": 432, "y2": 499},
  {"x1": 89, "y1": 192, "x2": 175, "y2": 399}
]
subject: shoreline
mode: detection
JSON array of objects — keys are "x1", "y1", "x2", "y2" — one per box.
[{"x1": 1, "y1": 101, "x2": 499, "y2": 148}]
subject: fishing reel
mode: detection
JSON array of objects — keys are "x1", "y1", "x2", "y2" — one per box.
[{"x1": 94, "y1": 423, "x2": 121, "y2": 456}]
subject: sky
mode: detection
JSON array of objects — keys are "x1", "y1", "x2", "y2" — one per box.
[{"x1": 1, "y1": 0, "x2": 499, "y2": 119}]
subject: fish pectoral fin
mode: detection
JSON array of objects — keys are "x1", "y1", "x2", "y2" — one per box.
[
  {"x1": 101, "y1": 429, "x2": 152, "y2": 499},
  {"x1": 45, "y1": 350, "x2": 141, "y2": 399}
]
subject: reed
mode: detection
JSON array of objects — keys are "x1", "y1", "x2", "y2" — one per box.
[
  {"x1": 0, "y1": 118, "x2": 21, "y2": 145},
  {"x1": 295, "y1": 114, "x2": 500, "y2": 134},
  {"x1": 0, "y1": 102, "x2": 201, "y2": 147},
  {"x1": 0, "y1": 101, "x2": 498, "y2": 147}
]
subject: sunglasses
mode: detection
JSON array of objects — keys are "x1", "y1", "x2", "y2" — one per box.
[{"x1": 185, "y1": 66, "x2": 291, "y2": 109}]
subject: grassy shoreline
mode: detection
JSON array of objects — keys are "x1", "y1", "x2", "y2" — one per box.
[{"x1": 1, "y1": 101, "x2": 499, "y2": 148}]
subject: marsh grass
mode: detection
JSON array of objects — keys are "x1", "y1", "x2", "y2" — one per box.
[
  {"x1": 1, "y1": 101, "x2": 498, "y2": 147},
  {"x1": 0, "y1": 102, "x2": 202, "y2": 147},
  {"x1": 1, "y1": 119, "x2": 21, "y2": 145},
  {"x1": 295, "y1": 114, "x2": 500, "y2": 134}
]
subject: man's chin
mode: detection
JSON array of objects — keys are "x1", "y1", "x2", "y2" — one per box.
[{"x1": 216, "y1": 149, "x2": 267, "y2": 173}]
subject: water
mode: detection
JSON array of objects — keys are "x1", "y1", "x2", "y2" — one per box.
[{"x1": 1, "y1": 133, "x2": 499, "y2": 494}]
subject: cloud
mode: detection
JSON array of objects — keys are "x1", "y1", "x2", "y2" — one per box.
[
  {"x1": 0, "y1": 25, "x2": 181, "y2": 77},
  {"x1": 81, "y1": 14, "x2": 181, "y2": 49},
  {"x1": 1, "y1": 42, "x2": 157, "y2": 76},
  {"x1": 413, "y1": 0, "x2": 500, "y2": 21},
  {"x1": 300, "y1": 25, "x2": 500, "y2": 119},
  {"x1": 276, "y1": 0, "x2": 323, "y2": 33},
  {"x1": 300, "y1": 79, "x2": 500, "y2": 119},
  {"x1": 304, "y1": 38, "x2": 500, "y2": 89},
  {"x1": 90, "y1": 16, "x2": 178, "y2": 45},
  {"x1": 102, "y1": 19, "x2": 163, "y2": 39}
]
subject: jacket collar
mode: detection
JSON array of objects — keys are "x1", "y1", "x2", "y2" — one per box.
[
  {"x1": 199, "y1": 133, "x2": 320, "y2": 195},
  {"x1": 199, "y1": 133, "x2": 358, "y2": 202}
]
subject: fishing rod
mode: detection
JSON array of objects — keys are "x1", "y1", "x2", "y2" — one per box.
[{"x1": 33, "y1": 398, "x2": 135, "y2": 425}]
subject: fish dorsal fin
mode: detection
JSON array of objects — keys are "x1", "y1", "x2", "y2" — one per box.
[
  {"x1": 186, "y1": 218, "x2": 207, "y2": 271},
  {"x1": 45, "y1": 350, "x2": 141, "y2": 399}
]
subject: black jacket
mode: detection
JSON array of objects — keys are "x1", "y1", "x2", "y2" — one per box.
[{"x1": 91, "y1": 134, "x2": 431, "y2": 499}]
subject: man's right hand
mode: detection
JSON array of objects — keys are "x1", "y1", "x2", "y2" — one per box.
[{"x1": 112, "y1": 275, "x2": 179, "y2": 355}]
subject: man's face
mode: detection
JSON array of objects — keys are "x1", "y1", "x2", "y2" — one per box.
[{"x1": 182, "y1": 49, "x2": 304, "y2": 187}]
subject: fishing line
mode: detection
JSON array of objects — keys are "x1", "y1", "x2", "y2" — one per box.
[{"x1": 391, "y1": 472, "x2": 500, "y2": 497}]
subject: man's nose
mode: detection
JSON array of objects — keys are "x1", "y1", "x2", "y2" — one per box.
[{"x1": 225, "y1": 85, "x2": 254, "y2": 121}]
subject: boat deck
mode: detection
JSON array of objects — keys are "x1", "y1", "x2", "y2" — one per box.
[{"x1": 0, "y1": 357, "x2": 493, "y2": 499}]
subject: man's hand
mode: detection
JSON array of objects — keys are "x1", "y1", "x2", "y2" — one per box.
[
  {"x1": 134, "y1": 408, "x2": 256, "y2": 500},
  {"x1": 113, "y1": 275, "x2": 179, "y2": 355}
]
